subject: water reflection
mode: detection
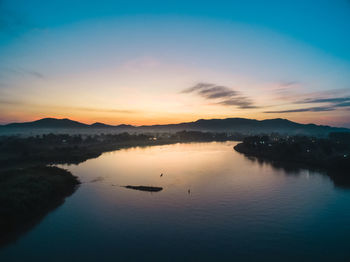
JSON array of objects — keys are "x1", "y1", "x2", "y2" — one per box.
[
  {"x1": 1, "y1": 142, "x2": 350, "y2": 261},
  {"x1": 242, "y1": 153, "x2": 350, "y2": 189}
]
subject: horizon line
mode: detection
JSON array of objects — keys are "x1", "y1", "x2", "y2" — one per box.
[{"x1": 1, "y1": 116, "x2": 348, "y2": 129}]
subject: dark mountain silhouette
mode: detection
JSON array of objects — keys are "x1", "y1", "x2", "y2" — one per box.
[
  {"x1": 3, "y1": 118, "x2": 88, "y2": 128},
  {"x1": 137, "y1": 118, "x2": 349, "y2": 135},
  {"x1": 0, "y1": 117, "x2": 349, "y2": 135},
  {"x1": 90, "y1": 122, "x2": 112, "y2": 128},
  {"x1": 116, "y1": 124, "x2": 136, "y2": 129},
  {"x1": 90, "y1": 122, "x2": 135, "y2": 129}
]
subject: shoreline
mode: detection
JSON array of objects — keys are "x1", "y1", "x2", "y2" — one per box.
[
  {"x1": 0, "y1": 133, "x2": 240, "y2": 168},
  {"x1": 234, "y1": 141, "x2": 350, "y2": 188},
  {"x1": 0, "y1": 133, "x2": 238, "y2": 247},
  {"x1": 0, "y1": 166, "x2": 80, "y2": 247}
]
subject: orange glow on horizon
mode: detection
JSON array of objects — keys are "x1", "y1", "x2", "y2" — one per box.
[{"x1": 1, "y1": 110, "x2": 349, "y2": 128}]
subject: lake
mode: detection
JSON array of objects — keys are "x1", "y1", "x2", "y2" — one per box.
[{"x1": 1, "y1": 141, "x2": 350, "y2": 261}]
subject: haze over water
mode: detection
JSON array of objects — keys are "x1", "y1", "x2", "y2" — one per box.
[{"x1": 1, "y1": 142, "x2": 350, "y2": 261}]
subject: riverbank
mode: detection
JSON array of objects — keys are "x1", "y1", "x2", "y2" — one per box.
[
  {"x1": 0, "y1": 131, "x2": 241, "y2": 167},
  {"x1": 0, "y1": 166, "x2": 80, "y2": 246},
  {"x1": 234, "y1": 135, "x2": 350, "y2": 187},
  {"x1": 0, "y1": 131, "x2": 239, "y2": 246}
]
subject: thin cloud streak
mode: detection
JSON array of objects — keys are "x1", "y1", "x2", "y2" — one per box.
[
  {"x1": 279, "y1": 81, "x2": 299, "y2": 87},
  {"x1": 298, "y1": 97, "x2": 350, "y2": 104},
  {"x1": 266, "y1": 95, "x2": 350, "y2": 114},
  {"x1": 1, "y1": 67, "x2": 45, "y2": 79},
  {"x1": 218, "y1": 98, "x2": 256, "y2": 109},
  {"x1": 336, "y1": 101, "x2": 350, "y2": 107},
  {"x1": 264, "y1": 106, "x2": 335, "y2": 113},
  {"x1": 182, "y1": 82, "x2": 256, "y2": 109},
  {"x1": 198, "y1": 86, "x2": 237, "y2": 99}
]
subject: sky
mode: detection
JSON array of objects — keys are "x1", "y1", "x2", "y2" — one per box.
[{"x1": 0, "y1": 0, "x2": 350, "y2": 127}]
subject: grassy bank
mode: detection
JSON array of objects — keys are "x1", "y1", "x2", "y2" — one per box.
[{"x1": 0, "y1": 166, "x2": 80, "y2": 246}]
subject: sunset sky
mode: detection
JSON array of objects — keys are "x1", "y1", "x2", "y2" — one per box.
[{"x1": 1, "y1": 0, "x2": 350, "y2": 127}]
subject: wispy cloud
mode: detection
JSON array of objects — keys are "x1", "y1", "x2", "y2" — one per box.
[
  {"x1": 218, "y1": 98, "x2": 256, "y2": 109},
  {"x1": 1, "y1": 67, "x2": 45, "y2": 79},
  {"x1": 181, "y1": 82, "x2": 256, "y2": 109},
  {"x1": 264, "y1": 106, "x2": 334, "y2": 113},
  {"x1": 279, "y1": 81, "x2": 299, "y2": 87},
  {"x1": 337, "y1": 101, "x2": 350, "y2": 107},
  {"x1": 24, "y1": 70, "x2": 45, "y2": 79},
  {"x1": 297, "y1": 97, "x2": 350, "y2": 104},
  {"x1": 265, "y1": 96, "x2": 350, "y2": 114}
]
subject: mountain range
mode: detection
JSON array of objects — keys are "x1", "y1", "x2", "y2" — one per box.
[{"x1": 0, "y1": 117, "x2": 349, "y2": 136}]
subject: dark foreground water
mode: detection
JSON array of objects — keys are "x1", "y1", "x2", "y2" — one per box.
[{"x1": 1, "y1": 142, "x2": 350, "y2": 262}]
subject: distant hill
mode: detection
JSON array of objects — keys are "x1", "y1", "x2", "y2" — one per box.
[
  {"x1": 137, "y1": 118, "x2": 349, "y2": 135},
  {"x1": 3, "y1": 118, "x2": 88, "y2": 129},
  {"x1": 90, "y1": 122, "x2": 112, "y2": 128},
  {"x1": 0, "y1": 117, "x2": 349, "y2": 136}
]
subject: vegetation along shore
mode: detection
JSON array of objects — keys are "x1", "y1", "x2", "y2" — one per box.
[
  {"x1": 0, "y1": 130, "x2": 239, "y2": 246},
  {"x1": 0, "y1": 166, "x2": 80, "y2": 246},
  {"x1": 234, "y1": 132, "x2": 350, "y2": 187}
]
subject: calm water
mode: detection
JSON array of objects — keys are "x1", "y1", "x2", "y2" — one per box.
[{"x1": 1, "y1": 142, "x2": 350, "y2": 261}]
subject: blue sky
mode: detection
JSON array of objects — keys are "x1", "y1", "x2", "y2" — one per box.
[{"x1": 1, "y1": 0, "x2": 350, "y2": 126}]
